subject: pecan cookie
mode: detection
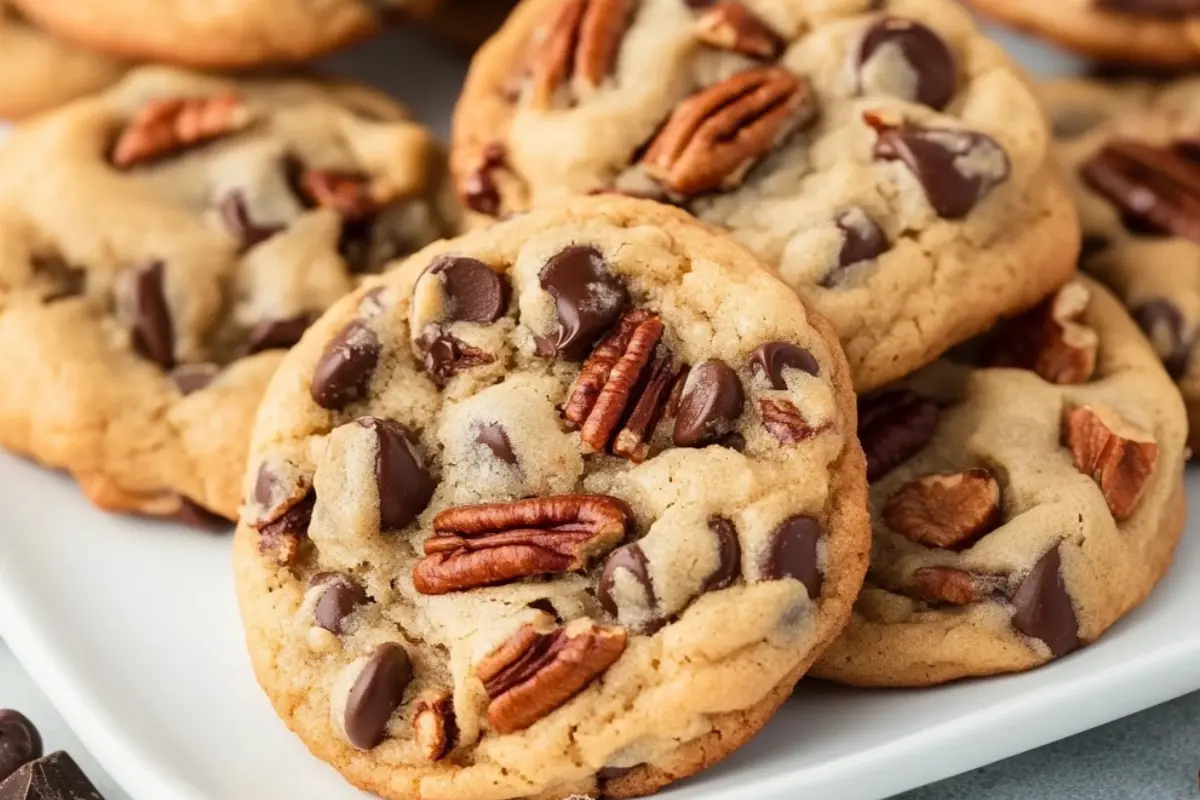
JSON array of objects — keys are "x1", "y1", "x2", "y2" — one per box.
[
  {"x1": 0, "y1": 66, "x2": 456, "y2": 525},
  {"x1": 451, "y1": 0, "x2": 1079, "y2": 392},
  {"x1": 814, "y1": 277, "x2": 1187, "y2": 687},
  {"x1": 233, "y1": 196, "x2": 869, "y2": 799},
  {"x1": 966, "y1": 0, "x2": 1200, "y2": 68}
]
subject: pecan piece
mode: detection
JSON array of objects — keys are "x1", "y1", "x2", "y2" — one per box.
[
  {"x1": 527, "y1": 0, "x2": 631, "y2": 108},
  {"x1": 112, "y1": 93, "x2": 252, "y2": 168},
  {"x1": 477, "y1": 619, "x2": 627, "y2": 733},
  {"x1": 758, "y1": 397, "x2": 825, "y2": 443},
  {"x1": 413, "y1": 495, "x2": 630, "y2": 594},
  {"x1": 908, "y1": 567, "x2": 1006, "y2": 606},
  {"x1": 883, "y1": 468, "x2": 1001, "y2": 550},
  {"x1": 299, "y1": 170, "x2": 398, "y2": 221},
  {"x1": 984, "y1": 281, "x2": 1098, "y2": 384},
  {"x1": 642, "y1": 67, "x2": 816, "y2": 196},
  {"x1": 1080, "y1": 138, "x2": 1200, "y2": 244},
  {"x1": 1062, "y1": 404, "x2": 1158, "y2": 521},
  {"x1": 612, "y1": 354, "x2": 680, "y2": 462},
  {"x1": 695, "y1": 1, "x2": 784, "y2": 59},
  {"x1": 412, "y1": 689, "x2": 457, "y2": 761}
]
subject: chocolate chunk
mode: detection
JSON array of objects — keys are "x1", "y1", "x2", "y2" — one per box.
[
  {"x1": 673, "y1": 360, "x2": 746, "y2": 447},
  {"x1": 168, "y1": 363, "x2": 219, "y2": 395},
  {"x1": 749, "y1": 342, "x2": 818, "y2": 390},
  {"x1": 869, "y1": 115, "x2": 1011, "y2": 219},
  {"x1": 218, "y1": 191, "x2": 284, "y2": 250},
  {"x1": 311, "y1": 573, "x2": 370, "y2": 634},
  {"x1": 418, "y1": 327, "x2": 496, "y2": 382},
  {"x1": 258, "y1": 490, "x2": 315, "y2": 557},
  {"x1": 344, "y1": 643, "x2": 413, "y2": 750},
  {"x1": 598, "y1": 544, "x2": 656, "y2": 618},
  {"x1": 763, "y1": 516, "x2": 823, "y2": 598},
  {"x1": 857, "y1": 18, "x2": 956, "y2": 110},
  {"x1": 1132, "y1": 299, "x2": 1193, "y2": 379},
  {"x1": 832, "y1": 207, "x2": 890, "y2": 279},
  {"x1": 169, "y1": 497, "x2": 232, "y2": 532},
  {"x1": 1011, "y1": 545, "x2": 1080, "y2": 658},
  {"x1": 538, "y1": 246, "x2": 629, "y2": 360},
  {"x1": 461, "y1": 143, "x2": 505, "y2": 216},
  {"x1": 858, "y1": 389, "x2": 940, "y2": 482},
  {"x1": 358, "y1": 417, "x2": 435, "y2": 531},
  {"x1": 0, "y1": 751, "x2": 103, "y2": 800},
  {"x1": 246, "y1": 315, "x2": 311, "y2": 354},
  {"x1": 1080, "y1": 139, "x2": 1200, "y2": 243},
  {"x1": 475, "y1": 423, "x2": 517, "y2": 465},
  {"x1": 702, "y1": 517, "x2": 741, "y2": 592},
  {"x1": 0, "y1": 711, "x2": 40, "y2": 784},
  {"x1": 310, "y1": 321, "x2": 380, "y2": 410},
  {"x1": 427, "y1": 255, "x2": 510, "y2": 323},
  {"x1": 127, "y1": 261, "x2": 175, "y2": 369}
]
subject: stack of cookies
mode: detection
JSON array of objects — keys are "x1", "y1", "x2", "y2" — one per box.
[{"x1": 0, "y1": 1, "x2": 1192, "y2": 799}]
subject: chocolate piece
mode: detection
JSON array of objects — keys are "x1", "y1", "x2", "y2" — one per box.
[
  {"x1": 344, "y1": 643, "x2": 413, "y2": 750},
  {"x1": 246, "y1": 315, "x2": 311, "y2": 354},
  {"x1": 858, "y1": 389, "x2": 939, "y2": 482},
  {"x1": 857, "y1": 18, "x2": 956, "y2": 110},
  {"x1": 258, "y1": 490, "x2": 315, "y2": 557},
  {"x1": 310, "y1": 321, "x2": 380, "y2": 410},
  {"x1": 673, "y1": 360, "x2": 745, "y2": 447},
  {"x1": 170, "y1": 497, "x2": 232, "y2": 532},
  {"x1": 1011, "y1": 545, "x2": 1080, "y2": 658},
  {"x1": 358, "y1": 417, "x2": 435, "y2": 531},
  {"x1": 427, "y1": 256, "x2": 510, "y2": 323},
  {"x1": 763, "y1": 516, "x2": 823, "y2": 598},
  {"x1": 1080, "y1": 139, "x2": 1200, "y2": 244},
  {"x1": 418, "y1": 328, "x2": 495, "y2": 382},
  {"x1": 749, "y1": 341, "x2": 818, "y2": 390},
  {"x1": 475, "y1": 423, "x2": 517, "y2": 465},
  {"x1": 598, "y1": 544, "x2": 656, "y2": 618},
  {"x1": 127, "y1": 261, "x2": 175, "y2": 369},
  {"x1": 538, "y1": 246, "x2": 629, "y2": 360},
  {"x1": 702, "y1": 516, "x2": 741, "y2": 591},
  {"x1": 462, "y1": 143, "x2": 505, "y2": 216},
  {"x1": 311, "y1": 573, "x2": 369, "y2": 634},
  {"x1": 0, "y1": 751, "x2": 103, "y2": 800},
  {"x1": 0, "y1": 711, "x2": 40, "y2": 784},
  {"x1": 1132, "y1": 299, "x2": 1193, "y2": 379},
  {"x1": 218, "y1": 191, "x2": 284, "y2": 250},
  {"x1": 168, "y1": 363, "x2": 219, "y2": 395},
  {"x1": 832, "y1": 207, "x2": 890, "y2": 279}
]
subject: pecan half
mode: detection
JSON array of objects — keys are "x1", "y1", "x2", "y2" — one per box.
[
  {"x1": 907, "y1": 567, "x2": 1006, "y2": 606},
  {"x1": 984, "y1": 281, "x2": 1098, "y2": 384},
  {"x1": 112, "y1": 93, "x2": 252, "y2": 168},
  {"x1": 1062, "y1": 404, "x2": 1158, "y2": 521},
  {"x1": 641, "y1": 67, "x2": 816, "y2": 196},
  {"x1": 526, "y1": 0, "x2": 631, "y2": 108},
  {"x1": 412, "y1": 689, "x2": 457, "y2": 761},
  {"x1": 758, "y1": 397, "x2": 824, "y2": 443},
  {"x1": 413, "y1": 495, "x2": 630, "y2": 594},
  {"x1": 477, "y1": 619, "x2": 626, "y2": 733},
  {"x1": 299, "y1": 170, "x2": 398, "y2": 221},
  {"x1": 883, "y1": 468, "x2": 1001, "y2": 550},
  {"x1": 695, "y1": 1, "x2": 784, "y2": 59},
  {"x1": 1080, "y1": 138, "x2": 1200, "y2": 244}
]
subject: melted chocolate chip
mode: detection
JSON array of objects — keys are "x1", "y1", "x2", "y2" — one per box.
[
  {"x1": 749, "y1": 342, "x2": 818, "y2": 390},
  {"x1": 427, "y1": 255, "x2": 510, "y2": 323},
  {"x1": 358, "y1": 417, "x2": 435, "y2": 531},
  {"x1": 246, "y1": 315, "x2": 311, "y2": 355},
  {"x1": 1011, "y1": 545, "x2": 1080, "y2": 658},
  {"x1": 1132, "y1": 299, "x2": 1194, "y2": 379},
  {"x1": 128, "y1": 261, "x2": 175, "y2": 369},
  {"x1": 858, "y1": 390, "x2": 940, "y2": 482},
  {"x1": 702, "y1": 517, "x2": 741, "y2": 592},
  {"x1": 258, "y1": 490, "x2": 315, "y2": 552},
  {"x1": 344, "y1": 643, "x2": 413, "y2": 750},
  {"x1": 831, "y1": 207, "x2": 890, "y2": 280},
  {"x1": 462, "y1": 143, "x2": 506, "y2": 216},
  {"x1": 218, "y1": 191, "x2": 285, "y2": 250},
  {"x1": 311, "y1": 573, "x2": 370, "y2": 634},
  {"x1": 0, "y1": 710, "x2": 41, "y2": 784},
  {"x1": 764, "y1": 516, "x2": 823, "y2": 598},
  {"x1": 169, "y1": 363, "x2": 220, "y2": 395},
  {"x1": 673, "y1": 360, "x2": 745, "y2": 447},
  {"x1": 538, "y1": 246, "x2": 629, "y2": 360},
  {"x1": 475, "y1": 422, "x2": 517, "y2": 465},
  {"x1": 418, "y1": 327, "x2": 495, "y2": 382},
  {"x1": 598, "y1": 544, "x2": 656, "y2": 618},
  {"x1": 310, "y1": 321, "x2": 380, "y2": 410},
  {"x1": 170, "y1": 497, "x2": 232, "y2": 532},
  {"x1": 857, "y1": 18, "x2": 957, "y2": 110}
]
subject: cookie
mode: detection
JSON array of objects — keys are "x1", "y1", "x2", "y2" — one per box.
[
  {"x1": 8, "y1": 0, "x2": 437, "y2": 69},
  {"x1": 966, "y1": 0, "x2": 1200, "y2": 69},
  {"x1": 0, "y1": 66, "x2": 457, "y2": 524},
  {"x1": 451, "y1": 0, "x2": 1079, "y2": 393},
  {"x1": 1046, "y1": 76, "x2": 1200, "y2": 451},
  {"x1": 233, "y1": 196, "x2": 870, "y2": 799},
  {"x1": 0, "y1": 1, "x2": 129, "y2": 119},
  {"x1": 813, "y1": 277, "x2": 1187, "y2": 687}
]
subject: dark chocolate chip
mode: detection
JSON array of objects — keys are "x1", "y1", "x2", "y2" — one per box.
[
  {"x1": 702, "y1": 517, "x2": 741, "y2": 592},
  {"x1": 246, "y1": 315, "x2": 312, "y2": 354},
  {"x1": 461, "y1": 143, "x2": 506, "y2": 216},
  {"x1": 252, "y1": 462, "x2": 285, "y2": 512},
  {"x1": 344, "y1": 643, "x2": 413, "y2": 750},
  {"x1": 311, "y1": 573, "x2": 370, "y2": 634},
  {"x1": 673, "y1": 360, "x2": 746, "y2": 447},
  {"x1": 168, "y1": 363, "x2": 220, "y2": 395},
  {"x1": 0, "y1": 711, "x2": 41, "y2": 785},
  {"x1": 749, "y1": 342, "x2": 818, "y2": 390},
  {"x1": 832, "y1": 207, "x2": 890, "y2": 279},
  {"x1": 1011, "y1": 544, "x2": 1080, "y2": 658},
  {"x1": 127, "y1": 261, "x2": 175, "y2": 369},
  {"x1": 358, "y1": 417, "x2": 435, "y2": 531},
  {"x1": 598, "y1": 544, "x2": 656, "y2": 618},
  {"x1": 763, "y1": 516, "x2": 823, "y2": 598},
  {"x1": 858, "y1": 389, "x2": 940, "y2": 482},
  {"x1": 1132, "y1": 299, "x2": 1194, "y2": 379},
  {"x1": 218, "y1": 191, "x2": 284, "y2": 250},
  {"x1": 857, "y1": 18, "x2": 956, "y2": 110},
  {"x1": 310, "y1": 321, "x2": 380, "y2": 410},
  {"x1": 538, "y1": 245, "x2": 629, "y2": 360},
  {"x1": 418, "y1": 327, "x2": 495, "y2": 383},
  {"x1": 169, "y1": 497, "x2": 232, "y2": 532},
  {"x1": 0, "y1": 751, "x2": 102, "y2": 800},
  {"x1": 427, "y1": 255, "x2": 510, "y2": 324},
  {"x1": 526, "y1": 597, "x2": 561, "y2": 622},
  {"x1": 475, "y1": 423, "x2": 517, "y2": 465},
  {"x1": 1080, "y1": 139, "x2": 1200, "y2": 243}
]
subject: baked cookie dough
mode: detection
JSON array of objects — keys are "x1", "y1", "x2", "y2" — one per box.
[
  {"x1": 0, "y1": 66, "x2": 456, "y2": 524},
  {"x1": 451, "y1": 0, "x2": 1079, "y2": 392},
  {"x1": 233, "y1": 196, "x2": 870, "y2": 799},
  {"x1": 814, "y1": 277, "x2": 1187, "y2": 686}
]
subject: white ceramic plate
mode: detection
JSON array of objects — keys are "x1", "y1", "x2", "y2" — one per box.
[{"x1": 2, "y1": 20, "x2": 1197, "y2": 800}]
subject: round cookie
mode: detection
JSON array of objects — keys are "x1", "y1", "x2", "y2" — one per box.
[
  {"x1": 233, "y1": 196, "x2": 869, "y2": 799},
  {"x1": 814, "y1": 277, "x2": 1187, "y2": 687},
  {"x1": 0, "y1": 66, "x2": 457, "y2": 524},
  {"x1": 451, "y1": 0, "x2": 1079, "y2": 393},
  {"x1": 966, "y1": 0, "x2": 1200, "y2": 69}
]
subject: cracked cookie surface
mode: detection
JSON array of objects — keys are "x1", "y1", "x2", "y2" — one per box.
[
  {"x1": 451, "y1": 0, "x2": 1078, "y2": 392},
  {"x1": 0, "y1": 66, "x2": 456, "y2": 524},
  {"x1": 233, "y1": 196, "x2": 869, "y2": 800},
  {"x1": 814, "y1": 277, "x2": 1187, "y2": 687}
]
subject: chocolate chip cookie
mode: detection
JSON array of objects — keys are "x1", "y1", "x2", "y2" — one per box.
[
  {"x1": 451, "y1": 0, "x2": 1079, "y2": 392},
  {"x1": 967, "y1": 0, "x2": 1200, "y2": 68},
  {"x1": 0, "y1": 66, "x2": 456, "y2": 524},
  {"x1": 233, "y1": 196, "x2": 870, "y2": 799},
  {"x1": 814, "y1": 277, "x2": 1187, "y2": 687}
]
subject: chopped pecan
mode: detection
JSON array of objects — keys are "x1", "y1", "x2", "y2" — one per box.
[
  {"x1": 527, "y1": 0, "x2": 631, "y2": 108},
  {"x1": 412, "y1": 689, "x2": 457, "y2": 761},
  {"x1": 758, "y1": 397, "x2": 824, "y2": 443},
  {"x1": 256, "y1": 490, "x2": 315, "y2": 567},
  {"x1": 883, "y1": 468, "x2": 1001, "y2": 550},
  {"x1": 1080, "y1": 138, "x2": 1200, "y2": 244},
  {"x1": 612, "y1": 354, "x2": 680, "y2": 462},
  {"x1": 477, "y1": 619, "x2": 627, "y2": 733},
  {"x1": 299, "y1": 170, "x2": 398, "y2": 221},
  {"x1": 641, "y1": 67, "x2": 816, "y2": 196},
  {"x1": 412, "y1": 495, "x2": 630, "y2": 594},
  {"x1": 907, "y1": 567, "x2": 1006, "y2": 606},
  {"x1": 984, "y1": 281, "x2": 1098, "y2": 384},
  {"x1": 695, "y1": 1, "x2": 784, "y2": 59},
  {"x1": 112, "y1": 93, "x2": 251, "y2": 168},
  {"x1": 1062, "y1": 404, "x2": 1158, "y2": 521}
]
